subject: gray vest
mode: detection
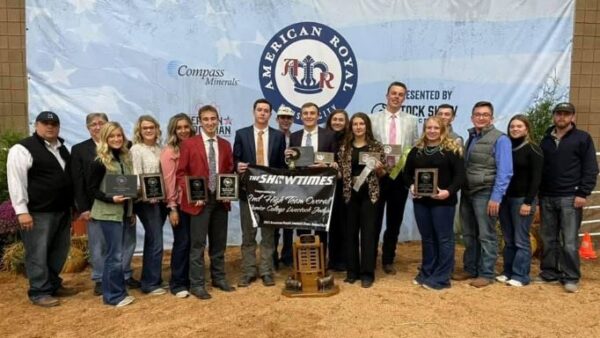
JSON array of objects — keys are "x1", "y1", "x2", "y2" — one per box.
[{"x1": 465, "y1": 125, "x2": 503, "y2": 195}]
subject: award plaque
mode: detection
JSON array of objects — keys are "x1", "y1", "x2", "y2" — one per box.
[
  {"x1": 358, "y1": 152, "x2": 381, "y2": 165},
  {"x1": 216, "y1": 174, "x2": 239, "y2": 201},
  {"x1": 287, "y1": 146, "x2": 315, "y2": 168},
  {"x1": 186, "y1": 176, "x2": 208, "y2": 202},
  {"x1": 140, "y1": 174, "x2": 165, "y2": 201},
  {"x1": 104, "y1": 174, "x2": 138, "y2": 198},
  {"x1": 414, "y1": 168, "x2": 438, "y2": 196},
  {"x1": 314, "y1": 151, "x2": 334, "y2": 165},
  {"x1": 383, "y1": 144, "x2": 402, "y2": 168}
]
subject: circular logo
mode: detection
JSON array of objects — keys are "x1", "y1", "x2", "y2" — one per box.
[
  {"x1": 148, "y1": 177, "x2": 158, "y2": 187},
  {"x1": 316, "y1": 153, "x2": 324, "y2": 161},
  {"x1": 116, "y1": 175, "x2": 128, "y2": 186},
  {"x1": 421, "y1": 173, "x2": 432, "y2": 183},
  {"x1": 258, "y1": 22, "x2": 358, "y2": 124},
  {"x1": 223, "y1": 178, "x2": 233, "y2": 187},
  {"x1": 383, "y1": 145, "x2": 392, "y2": 154}
]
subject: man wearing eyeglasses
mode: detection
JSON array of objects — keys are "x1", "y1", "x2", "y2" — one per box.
[{"x1": 453, "y1": 101, "x2": 512, "y2": 288}]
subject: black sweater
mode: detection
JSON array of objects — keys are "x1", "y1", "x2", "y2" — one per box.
[
  {"x1": 539, "y1": 124, "x2": 599, "y2": 197},
  {"x1": 403, "y1": 146, "x2": 465, "y2": 206},
  {"x1": 505, "y1": 138, "x2": 543, "y2": 205}
]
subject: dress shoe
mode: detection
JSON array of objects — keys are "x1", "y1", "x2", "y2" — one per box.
[
  {"x1": 212, "y1": 281, "x2": 236, "y2": 292},
  {"x1": 53, "y1": 286, "x2": 78, "y2": 297},
  {"x1": 261, "y1": 275, "x2": 276, "y2": 287},
  {"x1": 237, "y1": 276, "x2": 257, "y2": 287},
  {"x1": 382, "y1": 264, "x2": 396, "y2": 275},
  {"x1": 469, "y1": 277, "x2": 493, "y2": 288},
  {"x1": 343, "y1": 277, "x2": 357, "y2": 284},
  {"x1": 361, "y1": 279, "x2": 374, "y2": 288},
  {"x1": 125, "y1": 278, "x2": 141, "y2": 289},
  {"x1": 93, "y1": 282, "x2": 102, "y2": 296},
  {"x1": 191, "y1": 287, "x2": 212, "y2": 300},
  {"x1": 451, "y1": 271, "x2": 476, "y2": 281},
  {"x1": 32, "y1": 295, "x2": 59, "y2": 307}
]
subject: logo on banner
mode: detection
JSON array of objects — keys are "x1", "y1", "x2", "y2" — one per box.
[
  {"x1": 167, "y1": 60, "x2": 239, "y2": 86},
  {"x1": 258, "y1": 22, "x2": 358, "y2": 124}
]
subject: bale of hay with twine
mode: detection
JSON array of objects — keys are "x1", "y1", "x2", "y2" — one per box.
[{"x1": 1, "y1": 236, "x2": 89, "y2": 274}]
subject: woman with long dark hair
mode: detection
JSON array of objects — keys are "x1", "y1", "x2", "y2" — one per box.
[
  {"x1": 337, "y1": 112, "x2": 386, "y2": 288},
  {"x1": 89, "y1": 122, "x2": 135, "y2": 307},
  {"x1": 325, "y1": 109, "x2": 350, "y2": 271},
  {"x1": 160, "y1": 113, "x2": 194, "y2": 298},
  {"x1": 403, "y1": 116, "x2": 464, "y2": 290},
  {"x1": 497, "y1": 114, "x2": 543, "y2": 287}
]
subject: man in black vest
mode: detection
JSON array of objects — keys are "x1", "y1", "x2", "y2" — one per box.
[{"x1": 7, "y1": 111, "x2": 76, "y2": 307}]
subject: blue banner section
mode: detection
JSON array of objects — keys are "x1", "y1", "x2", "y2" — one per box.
[{"x1": 25, "y1": 0, "x2": 574, "y2": 244}]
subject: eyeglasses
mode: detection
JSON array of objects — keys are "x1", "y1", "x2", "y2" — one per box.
[
  {"x1": 87, "y1": 122, "x2": 106, "y2": 128},
  {"x1": 472, "y1": 113, "x2": 492, "y2": 119}
]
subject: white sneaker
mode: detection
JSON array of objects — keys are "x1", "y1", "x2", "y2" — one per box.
[
  {"x1": 563, "y1": 283, "x2": 579, "y2": 293},
  {"x1": 412, "y1": 279, "x2": 421, "y2": 285},
  {"x1": 116, "y1": 296, "x2": 135, "y2": 308},
  {"x1": 175, "y1": 290, "x2": 189, "y2": 298},
  {"x1": 506, "y1": 279, "x2": 524, "y2": 287},
  {"x1": 149, "y1": 288, "x2": 167, "y2": 296},
  {"x1": 495, "y1": 275, "x2": 508, "y2": 283}
]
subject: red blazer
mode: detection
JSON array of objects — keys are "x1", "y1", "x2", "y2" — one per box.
[{"x1": 176, "y1": 135, "x2": 234, "y2": 215}]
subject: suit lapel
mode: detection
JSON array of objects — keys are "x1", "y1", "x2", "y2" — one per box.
[
  {"x1": 247, "y1": 127, "x2": 256, "y2": 164},
  {"x1": 197, "y1": 137, "x2": 208, "y2": 170}
]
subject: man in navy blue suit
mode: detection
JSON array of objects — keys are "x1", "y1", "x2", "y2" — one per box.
[
  {"x1": 289, "y1": 102, "x2": 338, "y2": 259},
  {"x1": 233, "y1": 98, "x2": 286, "y2": 287}
]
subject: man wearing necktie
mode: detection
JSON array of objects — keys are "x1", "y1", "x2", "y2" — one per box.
[
  {"x1": 176, "y1": 105, "x2": 236, "y2": 299},
  {"x1": 289, "y1": 102, "x2": 338, "y2": 259},
  {"x1": 370, "y1": 82, "x2": 419, "y2": 274},
  {"x1": 233, "y1": 98, "x2": 287, "y2": 287}
]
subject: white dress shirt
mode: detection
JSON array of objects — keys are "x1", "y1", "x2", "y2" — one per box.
[
  {"x1": 7, "y1": 140, "x2": 66, "y2": 215},
  {"x1": 253, "y1": 126, "x2": 269, "y2": 166},
  {"x1": 301, "y1": 128, "x2": 319, "y2": 153}
]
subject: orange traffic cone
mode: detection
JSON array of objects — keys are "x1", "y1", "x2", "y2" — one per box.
[{"x1": 579, "y1": 232, "x2": 597, "y2": 260}]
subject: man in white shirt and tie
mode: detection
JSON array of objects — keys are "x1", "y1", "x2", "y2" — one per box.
[{"x1": 370, "y1": 82, "x2": 419, "y2": 274}]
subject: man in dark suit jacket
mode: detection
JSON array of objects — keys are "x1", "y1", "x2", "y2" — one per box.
[
  {"x1": 177, "y1": 105, "x2": 236, "y2": 299},
  {"x1": 233, "y1": 98, "x2": 286, "y2": 287},
  {"x1": 289, "y1": 102, "x2": 337, "y2": 259},
  {"x1": 70, "y1": 113, "x2": 141, "y2": 295}
]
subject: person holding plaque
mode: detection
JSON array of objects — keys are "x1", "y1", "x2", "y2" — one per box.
[
  {"x1": 337, "y1": 112, "x2": 386, "y2": 288},
  {"x1": 176, "y1": 105, "x2": 236, "y2": 299},
  {"x1": 455, "y1": 101, "x2": 512, "y2": 288},
  {"x1": 160, "y1": 113, "x2": 194, "y2": 298},
  {"x1": 497, "y1": 115, "x2": 543, "y2": 287},
  {"x1": 370, "y1": 81, "x2": 419, "y2": 275},
  {"x1": 403, "y1": 117, "x2": 465, "y2": 290},
  {"x1": 290, "y1": 102, "x2": 338, "y2": 260},
  {"x1": 130, "y1": 115, "x2": 168, "y2": 296},
  {"x1": 88, "y1": 122, "x2": 136, "y2": 307},
  {"x1": 325, "y1": 109, "x2": 350, "y2": 272},
  {"x1": 233, "y1": 98, "x2": 286, "y2": 287}
]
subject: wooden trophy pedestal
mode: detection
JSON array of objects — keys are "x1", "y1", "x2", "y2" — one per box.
[{"x1": 282, "y1": 234, "x2": 339, "y2": 298}]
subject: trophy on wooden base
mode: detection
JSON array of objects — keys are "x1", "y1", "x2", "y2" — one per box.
[{"x1": 282, "y1": 234, "x2": 339, "y2": 298}]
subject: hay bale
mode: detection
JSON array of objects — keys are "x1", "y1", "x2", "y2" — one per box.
[
  {"x1": 62, "y1": 246, "x2": 88, "y2": 273},
  {"x1": 1, "y1": 241, "x2": 25, "y2": 274}
]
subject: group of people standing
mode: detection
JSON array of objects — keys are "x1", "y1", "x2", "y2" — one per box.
[{"x1": 7, "y1": 81, "x2": 597, "y2": 308}]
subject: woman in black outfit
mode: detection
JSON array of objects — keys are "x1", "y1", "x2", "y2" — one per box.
[
  {"x1": 337, "y1": 112, "x2": 386, "y2": 288},
  {"x1": 497, "y1": 114, "x2": 543, "y2": 287},
  {"x1": 326, "y1": 109, "x2": 349, "y2": 271},
  {"x1": 403, "y1": 116, "x2": 464, "y2": 290}
]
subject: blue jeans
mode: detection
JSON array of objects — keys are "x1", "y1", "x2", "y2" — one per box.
[
  {"x1": 413, "y1": 203, "x2": 455, "y2": 289},
  {"x1": 539, "y1": 196, "x2": 582, "y2": 283},
  {"x1": 99, "y1": 219, "x2": 131, "y2": 305},
  {"x1": 134, "y1": 202, "x2": 167, "y2": 293},
  {"x1": 169, "y1": 211, "x2": 190, "y2": 294},
  {"x1": 89, "y1": 218, "x2": 136, "y2": 282},
  {"x1": 460, "y1": 190, "x2": 498, "y2": 279},
  {"x1": 499, "y1": 197, "x2": 535, "y2": 284},
  {"x1": 20, "y1": 211, "x2": 71, "y2": 300}
]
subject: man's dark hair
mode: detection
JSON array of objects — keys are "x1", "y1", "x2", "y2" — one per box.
[
  {"x1": 471, "y1": 101, "x2": 494, "y2": 116},
  {"x1": 198, "y1": 105, "x2": 219, "y2": 118},
  {"x1": 301, "y1": 102, "x2": 319, "y2": 112},
  {"x1": 437, "y1": 103, "x2": 456, "y2": 117},
  {"x1": 253, "y1": 98, "x2": 272, "y2": 112},
  {"x1": 387, "y1": 81, "x2": 407, "y2": 94}
]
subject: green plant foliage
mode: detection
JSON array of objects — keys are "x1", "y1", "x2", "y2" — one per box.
[
  {"x1": 525, "y1": 76, "x2": 567, "y2": 145},
  {"x1": 0, "y1": 131, "x2": 26, "y2": 202}
]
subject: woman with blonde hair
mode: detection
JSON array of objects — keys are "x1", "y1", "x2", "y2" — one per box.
[
  {"x1": 403, "y1": 116, "x2": 465, "y2": 290},
  {"x1": 497, "y1": 114, "x2": 543, "y2": 287},
  {"x1": 130, "y1": 115, "x2": 168, "y2": 295},
  {"x1": 160, "y1": 113, "x2": 194, "y2": 298},
  {"x1": 88, "y1": 122, "x2": 136, "y2": 307}
]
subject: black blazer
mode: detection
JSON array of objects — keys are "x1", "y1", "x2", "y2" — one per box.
[
  {"x1": 70, "y1": 138, "x2": 97, "y2": 212},
  {"x1": 289, "y1": 127, "x2": 338, "y2": 154}
]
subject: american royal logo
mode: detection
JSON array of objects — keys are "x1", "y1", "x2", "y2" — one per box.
[{"x1": 258, "y1": 22, "x2": 358, "y2": 124}]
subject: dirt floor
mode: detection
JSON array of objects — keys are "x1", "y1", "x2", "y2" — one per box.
[{"x1": 1, "y1": 242, "x2": 599, "y2": 338}]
